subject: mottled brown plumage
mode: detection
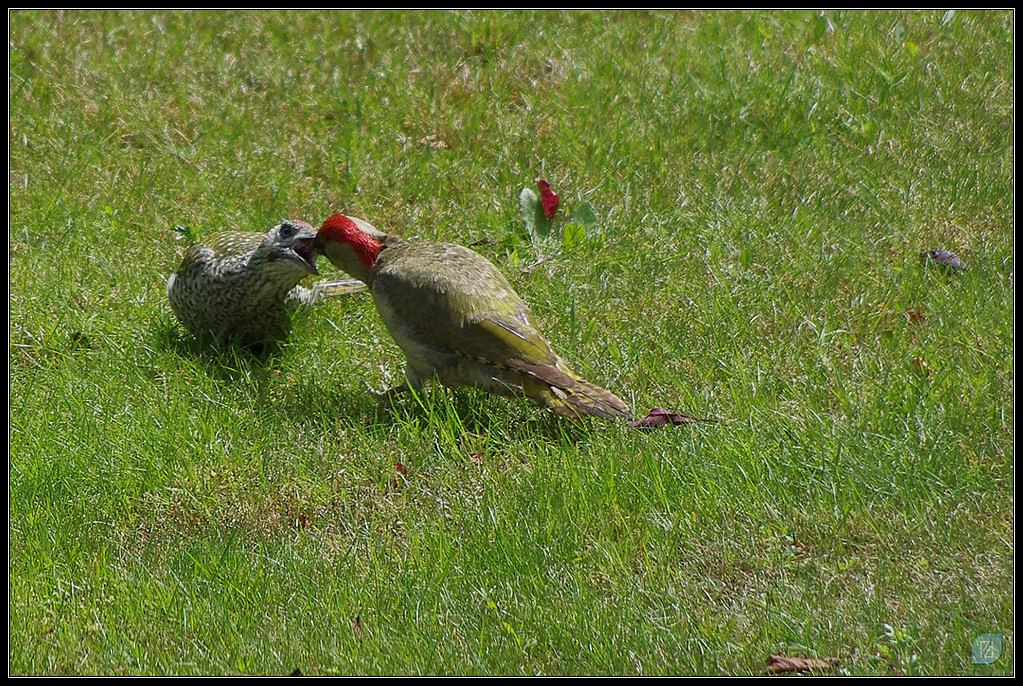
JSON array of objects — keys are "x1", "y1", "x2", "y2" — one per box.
[
  {"x1": 167, "y1": 219, "x2": 364, "y2": 347},
  {"x1": 315, "y1": 213, "x2": 631, "y2": 419}
]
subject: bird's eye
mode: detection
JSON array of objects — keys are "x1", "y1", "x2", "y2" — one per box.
[{"x1": 280, "y1": 221, "x2": 296, "y2": 238}]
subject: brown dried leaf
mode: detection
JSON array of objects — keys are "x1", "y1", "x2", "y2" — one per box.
[
  {"x1": 628, "y1": 407, "x2": 717, "y2": 429},
  {"x1": 902, "y1": 308, "x2": 926, "y2": 325},
  {"x1": 765, "y1": 654, "x2": 839, "y2": 674},
  {"x1": 353, "y1": 615, "x2": 365, "y2": 638},
  {"x1": 419, "y1": 134, "x2": 452, "y2": 149}
]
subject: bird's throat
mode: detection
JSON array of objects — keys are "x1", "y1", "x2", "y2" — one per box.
[{"x1": 352, "y1": 232, "x2": 382, "y2": 273}]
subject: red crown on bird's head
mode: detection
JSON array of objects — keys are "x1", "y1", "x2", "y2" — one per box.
[{"x1": 317, "y1": 213, "x2": 382, "y2": 271}]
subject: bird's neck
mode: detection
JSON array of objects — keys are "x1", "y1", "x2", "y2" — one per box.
[
  {"x1": 329, "y1": 233, "x2": 384, "y2": 284},
  {"x1": 353, "y1": 233, "x2": 381, "y2": 267}
]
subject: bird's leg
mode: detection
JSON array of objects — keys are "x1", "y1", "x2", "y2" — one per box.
[
  {"x1": 364, "y1": 364, "x2": 420, "y2": 406},
  {"x1": 364, "y1": 381, "x2": 409, "y2": 405}
]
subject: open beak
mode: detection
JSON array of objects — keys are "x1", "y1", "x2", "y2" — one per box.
[{"x1": 292, "y1": 237, "x2": 319, "y2": 275}]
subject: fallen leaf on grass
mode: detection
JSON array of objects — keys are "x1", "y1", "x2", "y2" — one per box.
[
  {"x1": 418, "y1": 134, "x2": 452, "y2": 149},
  {"x1": 902, "y1": 308, "x2": 926, "y2": 325},
  {"x1": 628, "y1": 407, "x2": 717, "y2": 429},
  {"x1": 921, "y1": 248, "x2": 966, "y2": 272},
  {"x1": 397, "y1": 133, "x2": 452, "y2": 150},
  {"x1": 353, "y1": 615, "x2": 365, "y2": 638},
  {"x1": 765, "y1": 654, "x2": 839, "y2": 675},
  {"x1": 391, "y1": 462, "x2": 409, "y2": 490}
]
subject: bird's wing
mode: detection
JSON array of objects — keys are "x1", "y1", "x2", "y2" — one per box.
[
  {"x1": 203, "y1": 231, "x2": 263, "y2": 261},
  {"x1": 372, "y1": 244, "x2": 558, "y2": 367}
]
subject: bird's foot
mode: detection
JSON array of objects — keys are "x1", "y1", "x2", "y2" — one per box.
[{"x1": 363, "y1": 380, "x2": 409, "y2": 407}]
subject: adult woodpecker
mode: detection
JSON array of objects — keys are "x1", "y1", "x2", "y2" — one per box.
[
  {"x1": 314, "y1": 213, "x2": 632, "y2": 420},
  {"x1": 167, "y1": 219, "x2": 365, "y2": 347}
]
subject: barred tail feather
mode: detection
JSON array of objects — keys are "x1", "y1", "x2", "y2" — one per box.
[
  {"x1": 313, "y1": 277, "x2": 368, "y2": 300},
  {"x1": 288, "y1": 277, "x2": 368, "y2": 311},
  {"x1": 520, "y1": 363, "x2": 632, "y2": 420}
]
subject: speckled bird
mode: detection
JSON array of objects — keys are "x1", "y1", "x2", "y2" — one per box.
[
  {"x1": 167, "y1": 219, "x2": 365, "y2": 347},
  {"x1": 314, "y1": 212, "x2": 632, "y2": 420}
]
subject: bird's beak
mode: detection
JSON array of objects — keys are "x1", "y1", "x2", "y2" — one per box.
[{"x1": 292, "y1": 237, "x2": 319, "y2": 275}]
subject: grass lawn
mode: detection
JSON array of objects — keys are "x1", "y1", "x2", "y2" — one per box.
[{"x1": 8, "y1": 9, "x2": 1013, "y2": 675}]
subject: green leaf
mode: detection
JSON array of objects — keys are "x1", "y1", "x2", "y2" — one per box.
[
  {"x1": 570, "y1": 201, "x2": 598, "y2": 228},
  {"x1": 562, "y1": 223, "x2": 587, "y2": 249},
  {"x1": 519, "y1": 186, "x2": 554, "y2": 241},
  {"x1": 812, "y1": 15, "x2": 832, "y2": 42},
  {"x1": 519, "y1": 187, "x2": 539, "y2": 238}
]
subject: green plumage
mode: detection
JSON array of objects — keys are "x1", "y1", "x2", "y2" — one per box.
[{"x1": 316, "y1": 215, "x2": 631, "y2": 419}]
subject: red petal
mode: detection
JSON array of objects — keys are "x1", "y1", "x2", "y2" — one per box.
[{"x1": 537, "y1": 178, "x2": 560, "y2": 219}]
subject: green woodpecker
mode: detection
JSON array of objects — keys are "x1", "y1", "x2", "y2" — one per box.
[
  {"x1": 314, "y1": 213, "x2": 631, "y2": 420},
  {"x1": 167, "y1": 219, "x2": 365, "y2": 347}
]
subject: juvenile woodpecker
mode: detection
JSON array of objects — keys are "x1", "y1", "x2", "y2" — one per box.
[
  {"x1": 314, "y1": 213, "x2": 631, "y2": 420},
  {"x1": 167, "y1": 219, "x2": 365, "y2": 347}
]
